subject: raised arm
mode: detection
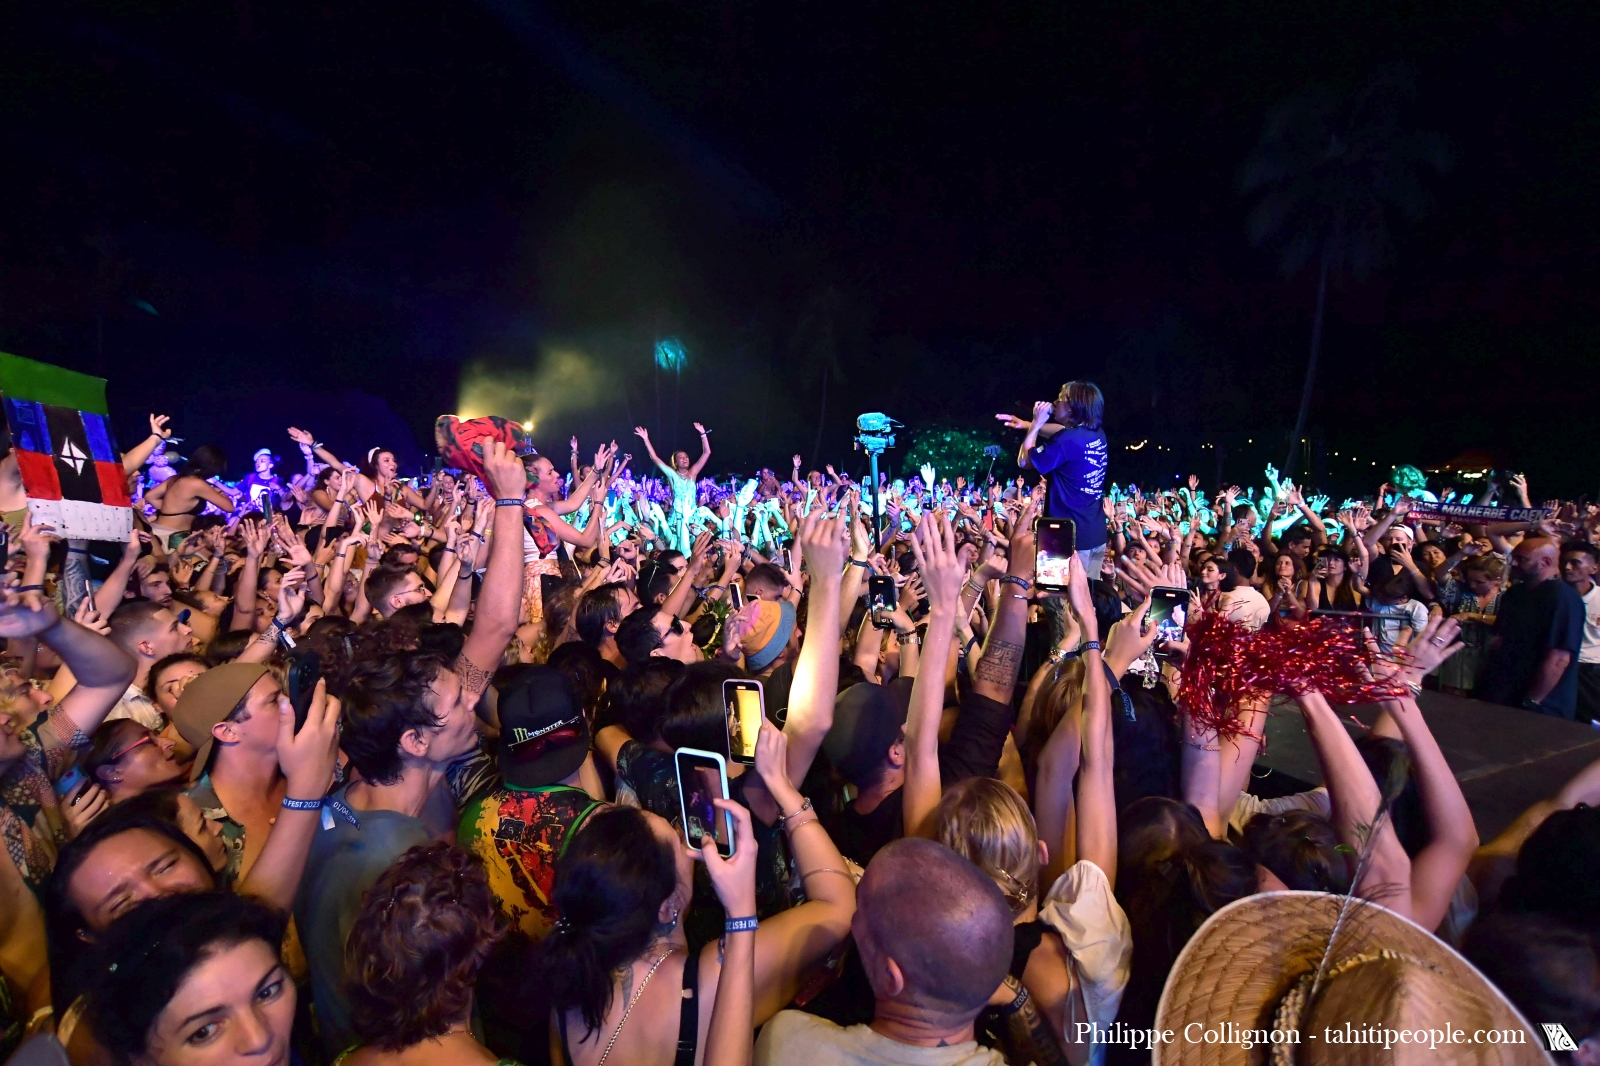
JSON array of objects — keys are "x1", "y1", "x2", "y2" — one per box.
[
  {"x1": 1295, "y1": 689, "x2": 1413, "y2": 916},
  {"x1": 901, "y1": 512, "x2": 966, "y2": 839},
  {"x1": 0, "y1": 596, "x2": 136, "y2": 739},
  {"x1": 633, "y1": 426, "x2": 673, "y2": 477},
  {"x1": 457, "y1": 442, "x2": 529, "y2": 692},
  {"x1": 1371, "y1": 617, "x2": 1479, "y2": 931},
  {"x1": 971, "y1": 493, "x2": 1039, "y2": 705},
  {"x1": 688, "y1": 423, "x2": 712, "y2": 480},
  {"x1": 780, "y1": 511, "x2": 846, "y2": 786},
  {"x1": 1015, "y1": 401, "x2": 1053, "y2": 471},
  {"x1": 120, "y1": 415, "x2": 173, "y2": 474},
  {"x1": 286, "y1": 427, "x2": 344, "y2": 474}
]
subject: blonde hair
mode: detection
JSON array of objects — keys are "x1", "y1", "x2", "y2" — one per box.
[
  {"x1": 935, "y1": 777, "x2": 1040, "y2": 916},
  {"x1": 1018, "y1": 658, "x2": 1086, "y2": 783}
]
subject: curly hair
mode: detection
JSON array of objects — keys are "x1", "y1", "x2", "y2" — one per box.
[
  {"x1": 345, "y1": 843, "x2": 507, "y2": 1050},
  {"x1": 340, "y1": 650, "x2": 448, "y2": 784}
]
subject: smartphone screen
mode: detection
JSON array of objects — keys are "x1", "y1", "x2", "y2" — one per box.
[
  {"x1": 1033, "y1": 518, "x2": 1077, "y2": 591},
  {"x1": 868, "y1": 575, "x2": 898, "y2": 630},
  {"x1": 674, "y1": 748, "x2": 734, "y2": 857},
  {"x1": 1149, "y1": 586, "x2": 1190, "y2": 644},
  {"x1": 728, "y1": 582, "x2": 744, "y2": 612},
  {"x1": 723, "y1": 679, "x2": 765, "y2": 763}
]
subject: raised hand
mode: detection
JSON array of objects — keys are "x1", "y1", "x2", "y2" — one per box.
[
  {"x1": 61, "y1": 782, "x2": 110, "y2": 839},
  {"x1": 795, "y1": 509, "x2": 848, "y2": 579},
  {"x1": 276, "y1": 677, "x2": 341, "y2": 800},
  {"x1": 73, "y1": 596, "x2": 111, "y2": 636},
  {"x1": 240, "y1": 519, "x2": 270, "y2": 559},
  {"x1": 693, "y1": 422, "x2": 707, "y2": 436},
  {"x1": 633, "y1": 426, "x2": 650, "y2": 442},
  {"x1": 1188, "y1": 474, "x2": 1200, "y2": 491},
  {"x1": 994, "y1": 412, "x2": 1030, "y2": 431},
  {"x1": 1031, "y1": 400, "x2": 1053, "y2": 426},
  {"x1": 481, "y1": 441, "x2": 527, "y2": 502},
  {"x1": 276, "y1": 569, "x2": 308, "y2": 624},
  {"x1": 286, "y1": 427, "x2": 315, "y2": 447},
  {"x1": 148, "y1": 414, "x2": 172, "y2": 439},
  {"x1": 908, "y1": 510, "x2": 964, "y2": 616}
]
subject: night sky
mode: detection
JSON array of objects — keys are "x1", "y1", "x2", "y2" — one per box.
[{"x1": 3, "y1": 2, "x2": 1598, "y2": 495}]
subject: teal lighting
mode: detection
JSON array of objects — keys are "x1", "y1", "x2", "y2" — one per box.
[{"x1": 654, "y1": 338, "x2": 687, "y2": 371}]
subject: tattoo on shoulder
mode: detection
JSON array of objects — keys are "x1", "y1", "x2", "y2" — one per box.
[
  {"x1": 453, "y1": 654, "x2": 492, "y2": 697},
  {"x1": 974, "y1": 638, "x2": 1023, "y2": 688}
]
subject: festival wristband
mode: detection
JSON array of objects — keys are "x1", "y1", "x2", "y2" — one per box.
[
  {"x1": 1079, "y1": 640, "x2": 1102, "y2": 653},
  {"x1": 848, "y1": 557, "x2": 872, "y2": 568},
  {"x1": 13, "y1": 584, "x2": 44, "y2": 592},
  {"x1": 281, "y1": 797, "x2": 324, "y2": 811},
  {"x1": 724, "y1": 916, "x2": 759, "y2": 933},
  {"x1": 494, "y1": 499, "x2": 525, "y2": 508},
  {"x1": 999, "y1": 575, "x2": 1031, "y2": 591}
]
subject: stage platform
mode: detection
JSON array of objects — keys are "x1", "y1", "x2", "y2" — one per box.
[{"x1": 1248, "y1": 690, "x2": 1600, "y2": 839}]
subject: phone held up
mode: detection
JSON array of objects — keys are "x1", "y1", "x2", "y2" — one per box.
[
  {"x1": 674, "y1": 747, "x2": 736, "y2": 858},
  {"x1": 1148, "y1": 586, "x2": 1190, "y2": 646},
  {"x1": 286, "y1": 648, "x2": 323, "y2": 734},
  {"x1": 867, "y1": 574, "x2": 898, "y2": 630},
  {"x1": 723, "y1": 678, "x2": 765, "y2": 765},
  {"x1": 728, "y1": 581, "x2": 744, "y2": 613},
  {"x1": 1033, "y1": 517, "x2": 1077, "y2": 592}
]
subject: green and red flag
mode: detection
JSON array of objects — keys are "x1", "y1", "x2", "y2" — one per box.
[{"x1": 0, "y1": 353, "x2": 133, "y2": 540}]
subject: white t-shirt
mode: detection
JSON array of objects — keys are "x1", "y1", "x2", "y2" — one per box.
[
  {"x1": 1580, "y1": 583, "x2": 1600, "y2": 665},
  {"x1": 1220, "y1": 586, "x2": 1271, "y2": 631},
  {"x1": 1369, "y1": 599, "x2": 1428, "y2": 652},
  {"x1": 1037, "y1": 860, "x2": 1133, "y2": 1066},
  {"x1": 754, "y1": 1012, "x2": 1004, "y2": 1066}
]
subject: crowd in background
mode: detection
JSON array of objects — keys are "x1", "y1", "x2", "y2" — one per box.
[{"x1": 0, "y1": 379, "x2": 1595, "y2": 1066}]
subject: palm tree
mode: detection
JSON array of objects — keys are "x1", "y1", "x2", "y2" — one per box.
[{"x1": 1243, "y1": 64, "x2": 1452, "y2": 478}]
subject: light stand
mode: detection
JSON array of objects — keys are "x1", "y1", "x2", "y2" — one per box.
[{"x1": 854, "y1": 412, "x2": 901, "y2": 544}]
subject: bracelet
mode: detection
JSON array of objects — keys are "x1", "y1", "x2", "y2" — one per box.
[
  {"x1": 494, "y1": 498, "x2": 525, "y2": 507},
  {"x1": 963, "y1": 578, "x2": 985, "y2": 596},
  {"x1": 281, "y1": 797, "x2": 324, "y2": 811},
  {"x1": 13, "y1": 584, "x2": 43, "y2": 592},
  {"x1": 999, "y1": 575, "x2": 1031, "y2": 591},
  {"x1": 1079, "y1": 640, "x2": 1102, "y2": 653},
  {"x1": 782, "y1": 813, "x2": 821, "y2": 834},
  {"x1": 724, "y1": 916, "x2": 759, "y2": 933},
  {"x1": 336, "y1": 552, "x2": 347, "y2": 559},
  {"x1": 848, "y1": 557, "x2": 872, "y2": 569},
  {"x1": 776, "y1": 797, "x2": 814, "y2": 826},
  {"x1": 442, "y1": 546, "x2": 456, "y2": 554},
  {"x1": 801, "y1": 867, "x2": 856, "y2": 883},
  {"x1": 900, "y1": 632, "x2": 922, "y2": 646}
]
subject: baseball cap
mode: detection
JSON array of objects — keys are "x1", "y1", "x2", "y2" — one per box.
[
  {"x1": 823, "y1": 678, "x2": 912, "y2": 787},
  {"x1": 171, "y1": 662, "x2": 271, "y2": 783},
  {"x1": 742, "y1": 600, "x2": 796, "y2": 672},
  {"x1": 496, "y1": 666, "x2": 591, "y2": 789}
]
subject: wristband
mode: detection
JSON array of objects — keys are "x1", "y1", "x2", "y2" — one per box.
[
  {"x1": 848, "y1": 557, "x2": 872, "y2": 568},
  {"x1": 999, "y1": 575, "x2": 1032, "y2": 591},
  {"x1": 998, "y1": 978, "x2": 1031, "y2": 1017},
  {"x1": 724, "y1": 916, "x2": 759, "y2": 933},
  {"x1": 13, "y1": 584, "x2": 44, "y2": 592},
  {"x1": 1079, "y1": 640, "x2": 1102, "y2": 653},
  {"x1": 494, "y1": 498, "x2": 525, "y2": 508},
  {"x1": 281, "y1": 797, "x2": 324, "y2": 811}
]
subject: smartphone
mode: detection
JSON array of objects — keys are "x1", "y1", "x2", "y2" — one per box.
[
  {"x1": 1033, "y1": 517, "x2": 1077, "y2": 592},
  {"x1": 674, "y1": 747, "x2": 736, "y2": 858},
  {"x1": 723, "y1": 678, "x2": 765, "y2": 764},
  {"x1": 868, "y1": 574, "x2": 898, "y2": 630},
  {"x1": 54, "y1": 765, "x2": 87, "y2": 800},
  {"x1": 286, "y1": 648, "x2": 322, "y2": 734},
  {"x1": 728, "y1": 582, "x2": 744, "y2": 612},
  {"x1": 1149, "y1": 586, "x2": 1190, "y2": 645}
]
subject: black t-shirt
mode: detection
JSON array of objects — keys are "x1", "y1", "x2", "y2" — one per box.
[
  {"x1": 824, "y1": 788, "x2": 904, "y2": 868},
  {"x1": 1480, "y1": 577, "x2": 1585, "y2": 717}
]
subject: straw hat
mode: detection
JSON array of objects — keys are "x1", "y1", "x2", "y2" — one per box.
[{"x1": 1153, "y1": 891, "x2": 1552, "y2": 1066}]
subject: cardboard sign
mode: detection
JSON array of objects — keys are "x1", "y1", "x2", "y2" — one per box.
[{"x1": 0, "y1": 353, "x2": 132, "y2": 541}]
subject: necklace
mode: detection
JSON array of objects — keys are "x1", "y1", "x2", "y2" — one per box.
[{"x1": 597, "y1": 945, "x2": 678, "y2": 1066}]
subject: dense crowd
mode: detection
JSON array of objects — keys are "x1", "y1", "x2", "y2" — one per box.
[{"x1": 0, "y1": 379, "x2": 1595, "y2": 1066}]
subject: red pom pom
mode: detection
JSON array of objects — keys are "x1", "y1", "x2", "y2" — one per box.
[{"x1": 1177, "y1": 613, "x2": 1409, "y2": 737}]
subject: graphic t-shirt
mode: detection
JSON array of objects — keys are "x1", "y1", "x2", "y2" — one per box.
[
  {"x1": 457, "y1": 784, "x2": 603, "y2": 939},
  {"x1": 1030, "y1": 427, "x2": 1108, "y2": 550}
]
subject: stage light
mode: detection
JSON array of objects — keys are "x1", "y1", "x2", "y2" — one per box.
[
  {"x1": 522, "y1": 421, "x2": 533, "y2": 430},
  {"x1": 655, "y1": 338, "x2": 687, "y2": 372}
]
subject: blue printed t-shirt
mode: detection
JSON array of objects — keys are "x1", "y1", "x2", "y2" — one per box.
[{"x1": 1030, "y1": 427, "x2": 1109, "y2": 550}]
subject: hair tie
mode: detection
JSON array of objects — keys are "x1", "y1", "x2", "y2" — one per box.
[{"x1": 553, "y1": 916, "x2": 572, "y2": 935}]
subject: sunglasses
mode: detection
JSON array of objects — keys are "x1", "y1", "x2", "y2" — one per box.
[{"x1": 107, "y1": 734, "x2": 155, "y2": 763}]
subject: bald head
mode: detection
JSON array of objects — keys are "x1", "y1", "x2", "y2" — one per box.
[
  {"x1": 853, "y1": 838, "x2": 1013, "y2": 1019},
  {"x1": 1513, "y1": 536, "x2": 1560, "y2": 582}
]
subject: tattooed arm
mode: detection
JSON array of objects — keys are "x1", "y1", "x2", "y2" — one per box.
[{"x1": 969, "y1": 494, "x2": 1039, "y2": 704}]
